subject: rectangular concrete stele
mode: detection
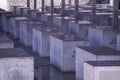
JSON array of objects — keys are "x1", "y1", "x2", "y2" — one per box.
[
  {"x1": 50, "y1": 34, "x2": 89, "y2": 72},
  {"x1": 10, "y1": 17, "x2": 30, "y2": 39},
  {"x1": 33, "y1": 11, "x2": 45, "y2": 22},
  {"x1": 88, "y1": 27, "x2": 120, "y2": 49},
  {"x1": 23, "y1": 8, "x2": 31, "y2": 17},
  {"x1": 76, "y1": 46, "x2": 120, "y2": 80},
  {"x1": 10, "y1": 6, "x2": 22, "y2": 15},
  {"x1": 96, "y1": 13, "x2": 113, "y2": 26},
  {"x1": 0, "y1": 48, "x2": 34, "y2": 80},
  {"x1": 35, "y1": 65, "x2": 50, "y2": 80},
  {"x1": 68, "y1": 21, "x2": 92, "y2": 40},
  {"x1": 30, "y1": 10, "x2": 39, "y2": 21},
  {"x1": 27, "y1": 9, "x2": 38, "y2": 19},
  {"x1": 2, "y1": 12, "x2": 12, "y2": 32},
  {"x1": 53, "y1": 16, "x2": 74, "y2": 33},
  {"x1": 84, "y1": 61, "x2": 120, "y2": 80},
  {"x1": 109, "y1": 16, "x2": 120, "y2": 26},
  {"x1": 16, "y1": 7, "x2": 30, "y2": 16},
  {"x1": 0, "y1": 35, "x2": 14, "y2": 49},
  {"x1": 0, "y1": 11, "x2": 6, "y2": 27},
  {"x1": 50, "y1": 66, "x2": 75, "y2": 80},
  {"x1": 96, "y1": 7, "x2": 113, "y2": 12},
  {"x1": 117, "y1": 34, "x2": 120, "y2": 51},
  {"x1": 33, "y1": 27, "x2": 60, "y2": 57},
  {"x1": 41, "y1": 13, "x2": 60, "y2": 27},
  {"x1": 19, "y1": 21, "x2": 42, "y2": 46}
]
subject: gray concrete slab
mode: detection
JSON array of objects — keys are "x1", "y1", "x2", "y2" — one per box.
[
  {"x1": 0, "y1": 48, "x2": 34, "y2": 80},
  {"x1": 50, "y1": 34, "x2": 89, "y2": 72},
  {"x1": 19, "y1": 21, "x2": 42, "y2": 46},
  {"x1": 0, "y1": 35, "x2": 14, "y2": 48},
  {"x1": 76, "y1": 46, "x2": 120, "y2": 80},
  {"x1": 68, "y1": 21, "x2": 92, "y2": 39},
  {"x1": 23, "y1": 8, "x2": 31, "y2": 17},
  {"x1": 16, "y1": 7, "x2": 30, "y2": 16},
  {"x1": 33, "y1": 27, "x2": 60, "y2": 57},
  {"x1": 84, "y1": 61, "x2": 120, "y2": 80},
  {"x1": 10, "y1": 17, "x2": 30, "y2": 39},
  {"x1": 88, "y1": 27, "x2": 120, "y2": 49},
  {"x1": 96, "y1": 12, "x2": 113, "y2": 26},
  {"x1": 53, "y1": 16, "x2": 74, "y2": 33}
]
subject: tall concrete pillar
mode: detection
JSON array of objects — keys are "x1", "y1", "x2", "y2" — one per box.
[
  {"x1": 113, "y1": 0, "x2": 119, "y2": 29},
  {"x1": 51, "y1": 0, "x2": 54, "y2": 14},
  {"x1": 27, "y1": 0, "x2": 30, "y2": 7},
  {"x1": 42, "y1": 0, "x2": 45, "y2": 11},
  {"x1": 34, "y1": 0, "x2": 37, "y2": 9},
  {"x1": 75, "y1": 0, "x2": 79, "y2": 20},
  {"x1": 91, "y1": 0, "x2": 96, "y2": 26},
  {"x1": 61, "y1": 0, "x2": 65, "y2": 16}
]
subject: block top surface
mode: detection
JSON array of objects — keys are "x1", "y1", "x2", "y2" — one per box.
[
  {"x1": 77, "y1": 46, "x2": 120, "y2": 55},
  {"x1": 39, "y1": 27, "x2": 59, "y2": 33},
  {"x1": 55, "y1": 16, "x2": 74, "y2": 20},
  {"x1": 0, "y1": 35, "x2": 13, "y2": 43},
  {"x1": 86, "y1": 61, "x2": 120, "y2": 66},
  {"x1": 44, "y1": 13, "x2": 60, "y2": 16},
  {"x1": 96, "y1": 12, "x2": 113, "y2": 15},
  {"x1": 0, "y1": 48, "x2": 32, "y2": 58},
  {"x1": 22, "y1": 21, "x2": 42, "y2": 25},
  {"x1": 53, "y1": 34, "x2": 88, "y2": 41},
  {"x1": 14, "y1": 17, "x2": 29, "y2": 20},
  {"x1": 71, "y1": 20, "x2": 92, "y2": 25},
  {"x1": 79, "y1": 10, "x2": 91, "y2": 12}
]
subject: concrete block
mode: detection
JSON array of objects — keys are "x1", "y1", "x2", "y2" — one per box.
[
  {"x1": 53, "y1": 16, "x2": 74, "y2": 33},
  {"x1": 2, "y1": 12, "x2": 12, "y2": 33},
  {"x1": 23, "y1": 8, "x2": 31, "y2": 17},
  {"x1": 76, "y1": 46, "x2": 120, "y2": 80},
  {"x1": 96, "y1": 8, "x2": 113, "y2": 12},
  {"x1": 68, "y1": 21, "x2": 92, "y2": 39},
  {"x1": 41, "y1": 13, "x2": 60, "y2": 27},
  {"x1": 35, "y1": 65, "x2": 50, "y2": 80},
  {"x1": 33, "y1": 27, "x2": 59, "y2": 57},
  {"x1": 10, "y1": 17, "x2": 30, "y2": 39},
  {"x1": 0, "y1": 48, "x2": 34, "y2": 80},
  {"x1": 27, "y1": 9, "x2": 39, "y2": 19},
  {"x1": 16, "y1": 7, "x2": 30, "y2": 16},
  {"x1": 50, "y1": 66, "x2": 75, "y2": 80},
  {"x1": 0, "y1": 11, "x2": 6, "y2": 27},
  {"x1": 0, "y1": 35, "x2": 14, "y2": 48},
  {"x1": 50, "y1": 34, "x2": 89, "y2": 72},
  {"x1": 19, "y1": 21, "x2": 42, "y2": 46},
  {"x1": 10, "y1": 6, "x2": 22, "y2": 15},
  {"x1": 88, "y1": 27, "x2": 120, "y2": 49},
  {"x1": 117, "y1": 34, "x2": 120, "y2": 51},
  {"x1": 84, "y1": 61, "x2": 120, "y2": 80},
  {"x1": 96, "y1": 13, "x2": 113, "y2": 26}
]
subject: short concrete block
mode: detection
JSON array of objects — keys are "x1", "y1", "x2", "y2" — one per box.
[
  {"x1": 76, "y1": 46, "x2": 120, "y2": 80},
  {"x1": 41, "y1": 13, "x2": 60, "y2": 27},
  {"x1": 10, "y1": 17, "x2": 30, "y2": 39},
  {"x1": 96, "y1": 13, "x2": 113, "y2": 26},
  {"x1": 0, "y1": 48, "x2": 34, "y2": 80},
  {"x1": 33, "y1": 27, "x2": 59, "y2": 57},
  {"x1": 19, "y1": 21, "x2": 41, "y2": 46},
  {"x1": 53, "y1": 16, "x2": 74, "y2": 33},
  {"x1": 69, "y1": 21, "x2": 92, "y2": 39},
  {"x1": 10, "y1": 6, "x2": 22, "y2": 15},
  {"x1": 23, "y1": 8, "x2": 31, "y2": 17},
  {"x1": 84, "y1": 61, "x2": 120, "y2": 80},
  {"x1": 50, "y1": 35, "x2": 89, "y2": 72},
  {"x1": 89, "y1": 27, "x2": 120, "y2": 49},
  {"x1": 0, "y1": 35, "x2": 14, "y2": 48},
  {"x1": 16, "y1": 7, "x2": 30, "y2": 16}
]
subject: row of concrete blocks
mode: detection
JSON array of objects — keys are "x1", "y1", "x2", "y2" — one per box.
[
  {"x1": 0, "y1": 9, "x2": 34, "y2": 80},
  {"x1": 7, "y1": 6, "x2": 120, "y2": 80}
]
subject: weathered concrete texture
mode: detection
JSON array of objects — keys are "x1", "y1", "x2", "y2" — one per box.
[
  {"x1": 50, "y1": 66, "x2": 75, "y2": 80},
  {"x1": 53, "y1": 16, "x2": 74, "y2": 33},
  {"x1": 70, "y1": 10, "x2": 91, "y2": 21},
  {"x1": 23, "y1": 8, "x2": 31, "y2": 17},
  {"x1": 76, "y1": 46, "x2": 120, "y2": 80},
  {"x1": 33, "y1": 27, "x2": 60, "y2": 57},
  {"x1": 96, "y1": 13, "x2": 113, "y2": 26},
  {"x1": 50, "y1": 34, "x2": 89, "y2": 72},
  {"x1": 27, "y1": 9, "x2": 39, "y2": 19},
  {"x1": 16, "y1": 7, "x2": 30, "y2": 16},
  {"x1": 2, "y1": 12, "x2": 13, "y2": 33},
  {"x1": 41, "y1": 13, "x2": 60, "y2": 27},
  {"x1": 19, "y1": 21, "x2": 41, "y2": 46},
  {"x1": 10, "y1": 6, "x2": 22, "y2": 15},
  {"x1": 10, "y1": 17, "x2": 30, "y2": 39},
  {"x1": 84, "y1": 61, "x2": 120, "y2": 80},
  {"x1": 0, "y1": 11, "x2": 6, "y2": 27},
  {"x1": 117, "y1": 34, "x2": 120, "y2": 51},
  {"x1": 88, "y1": 27, "x2": 120, "y2": 49},
  {"x1": 0, "y1": 48, "x2": 34, "y2": 80},
  {"x1": 0, "y1": 35, "x2": 14, "y2": 49},
  {"x1": 35, "y1": 65, "x2": 50, "y2": 80},
  {"x1": 96, "y1": 7, "x2": 113, "y2": 12},
  {"x1": 68, "y1": 21, "x2": 92, "y2": 40}
]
